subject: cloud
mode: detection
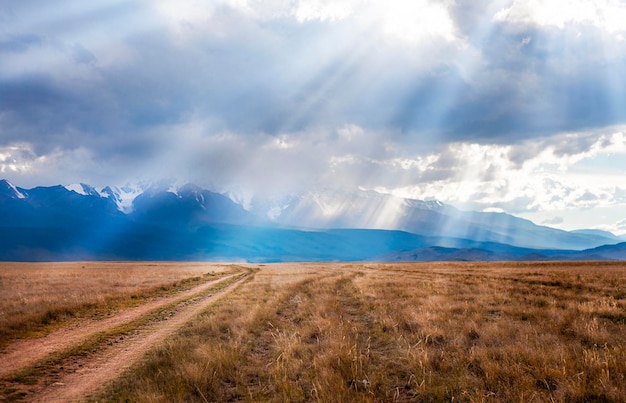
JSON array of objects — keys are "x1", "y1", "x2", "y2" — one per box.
[
  {"x1": 3, "y1": 0, "x2": 624, "y2": 149},
  {"x1": 1, "y1": 0, "x2": 626, "y2": 238},
  {"x1": 615, "y1": 219, "x2": 626, "y2": 234},
  {"x1": 0, "y1": 0, "x2": 472, "y2": 148},
  {"x1": 0, "y1": 34, "x2": 43, "y2": 53},
  {"x1": 596, "y1": 218, "x2": 626, "y2": 236},
  {"x1": 495, "y1": 0, "x2": 626, "y2": 33},
  {"x1": 542, "y1": 216, "x2": 564, "y2": 225},
  {"x1": 0, "y1": 143, "x2": 103, "y2": 187},
  {"x1": 0, "y1": 143, "x2": 36, "y2": 174},
  {"x1": 377, "y1": 126, "x2": 626, "y2": 214},
  {"x1": 292, "y1": 0, "x2": 357, "y2": 22}
]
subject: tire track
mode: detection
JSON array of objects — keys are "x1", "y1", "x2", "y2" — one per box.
[
  {"x1": 0, "y1": 270, "x2": 241, "y2": 381},
  {"x1": 0, "y1": 274, "x2": 236, "y2": 379},
  {"x1": 12, "y1": 271, "x2": 250, "y2": 402}
]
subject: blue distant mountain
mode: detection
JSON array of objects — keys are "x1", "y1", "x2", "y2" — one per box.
[
  {"x1": 247, "y1": 189, "x2": 619, "y2": 250},
  {"x1": 0, "y1": 179, "x2": 624, "y2": 262}
]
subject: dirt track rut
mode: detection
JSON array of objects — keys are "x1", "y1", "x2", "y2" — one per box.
[{"x1": 0, "y1": 270, "x2": 250, "y2": 402}]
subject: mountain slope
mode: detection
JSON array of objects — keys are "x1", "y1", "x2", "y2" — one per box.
[
  {"x1": 0, "y1": 180, "x2": 123, "y2": 228},
  {"x1": 250, "y1": 189, "x2": 618, "y2": 250},
  {"x1": 0, "y1": 179, "x2": 623, "y2": 262},
  {"x1": 376, "y1": 241, "x2": 626, "y2": 262},
  {"x1": 565, "y1": 242, "x2": 626, "y2": 260},
  {"x1": 131, "y1": 184, "x2": 261, "y2": 227}
]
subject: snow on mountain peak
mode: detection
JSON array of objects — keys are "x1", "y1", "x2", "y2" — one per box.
[
  {"x1": 99, "y1": 184, "x2": 146, "y2": 214},
  {"x1": 403, "y1": 198, "x2": 444, "y2": 210},
  {"x1": 99, "y1": 180, "x2": 207, "y2": 213},
  {"x1": 64, "y1": 183, "x2": 99, "y2": 197},
  {"x1": 1, "y1": 179, "x2": 26, "y2": 199}
]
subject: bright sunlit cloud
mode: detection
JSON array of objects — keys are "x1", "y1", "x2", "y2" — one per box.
[
  {"x1": 156, "y1": 0, "x2": 460, "y2": 46},
  {"x1": 293, "y1": 0, "x2": 357, "y2": 22},
  {"x1": 368, "y1": 0, "x2": 458, "y2": 45},
  {"x1": 295, "y1": 0, "x2": 460, "y2": 47},
  {"x1": 495, "y1": 0, "x2": 626, "y2": 33},
  {"x1": 380, "y1": 127, "x2": 626, "y2": 231}
]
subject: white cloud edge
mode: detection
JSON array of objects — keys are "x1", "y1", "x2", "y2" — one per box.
[{"x1": 495, "y1": 0, "x2": 626, "y2": 34}]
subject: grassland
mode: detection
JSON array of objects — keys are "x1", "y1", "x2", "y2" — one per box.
[
  {"x1": 0, "y1": 262, "x2": 235, "y2": 347},
  {"x1": 1, "y1": 261, "x2": 625, "y2": 402},
  {"x1": 100, "y1": 261, "x2": 625, "y2": 402}
]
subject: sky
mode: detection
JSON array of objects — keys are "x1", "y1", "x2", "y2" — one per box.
[{"x1": 1, "y1": 0, "x2": 626, "y2": 234}]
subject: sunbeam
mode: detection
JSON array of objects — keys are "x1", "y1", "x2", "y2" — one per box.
[{"x1": 2, "y1": 0, "x2": 626, "y2": 246}]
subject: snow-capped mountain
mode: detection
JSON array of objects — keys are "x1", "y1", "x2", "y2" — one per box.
[
  {"x1": 1, "y1": 178, "x2": 624, "y2": 262},
  {"x1": 62, "y1": 181, "x2": 162, "y2": 214},
  {"x1": 0, "y1": 179, "x2": 27, "y2": 199},
  {"x1": 99, "y1": 184, "x2": 148, "y2": 214},
  {"x1": 244, "y1": 188, "x2": 618, "y2": 250},
  {"x1": 131, "y1": 183, "x2": 259, "y2": 226},
  {"x1": 64, "y1": 183, "x2": 100, "y2": 197},
  {"x1": 1, "y1": 179, "x2": 258, "y2": 225}
]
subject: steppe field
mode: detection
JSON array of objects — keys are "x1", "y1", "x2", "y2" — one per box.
[{"x1": 0, "y1": 262, "x2": 625, "y2": 402}]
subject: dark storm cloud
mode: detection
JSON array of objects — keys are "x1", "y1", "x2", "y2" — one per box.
[
  {"x1": 542, "y1": 216, "x2": 564, "y2": 225},
  {"x1": 0, "y1": 34, "x2": 43, "y2": 53}
]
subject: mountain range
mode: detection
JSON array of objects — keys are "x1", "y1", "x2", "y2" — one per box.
[{"x1": 1, "y1": 179, "x2": 625, "y2": 262}]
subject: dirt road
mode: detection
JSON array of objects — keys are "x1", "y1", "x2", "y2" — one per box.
[{"x1": 0, "y1": 270, "x2": 251, "y2": 402}]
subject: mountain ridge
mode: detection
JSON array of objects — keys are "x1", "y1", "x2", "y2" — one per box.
[
  {"x1": 245, "y1": 187, "x2": 620, "y2": 250},
  {"x1": 0, "y1": 179, "x2": 624, "y2": 262}
]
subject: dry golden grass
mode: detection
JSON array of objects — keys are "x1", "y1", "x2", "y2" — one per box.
[
  {"x1": 101, "y1": 261, "x2": 626, "y2": 402},
  {"x1": 0, "y1": 262, "x2": 234, "y2": 346}
]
